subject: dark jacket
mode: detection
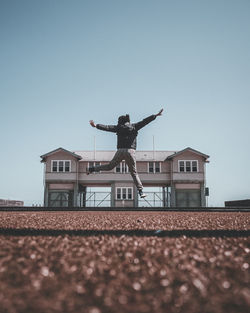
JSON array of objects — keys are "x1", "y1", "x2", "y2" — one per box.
[{"x1": 96, "y1": 114, "x2": 157, "y2": 150}]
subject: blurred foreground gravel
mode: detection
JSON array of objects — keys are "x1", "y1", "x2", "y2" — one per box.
[{"x1": 0, "y1": 211, "x2": 249, "y2": 313}]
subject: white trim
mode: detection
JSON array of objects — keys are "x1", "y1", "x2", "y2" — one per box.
[
  {"x1": 178, "y1": 160, "x2": 199, "y2": 173},
  {"x1": 115, "y1": 187, "x2": 133, "y2": 200},
  {"x1": 51, "y1": 160, "x2": 72, "y2": 173},
  {"x1": 147, "y1": 161, "x2": 161, "y2": 173}
]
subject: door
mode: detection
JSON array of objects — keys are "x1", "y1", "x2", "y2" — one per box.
[
  {"x1": 176, "y1": 190, "x2": 201, "y2": 207},
  {"x1": 48, "y1": 191, "x2": 73, "y2": 207}
]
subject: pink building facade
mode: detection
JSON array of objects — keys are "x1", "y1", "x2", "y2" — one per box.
[{"x1": 40, "y1": 147, "x2": 209, "y2": 208}]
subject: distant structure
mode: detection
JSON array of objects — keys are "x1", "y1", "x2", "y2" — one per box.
[
  {"x1": 0, "y1": 199, "x2": 24, "y2": 207},
  {"x1": 40, "y1": 147, "x2": 209, "y2": 208},
  {"x1": 225, "y1": 199, "x2": 250, "y2": 207}
]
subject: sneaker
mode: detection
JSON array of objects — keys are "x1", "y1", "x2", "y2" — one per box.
[
  {"x1": 139, "y1": 190, "x2": 147, "y2": 198},
  {"x1": 86, "y1": 167, "x2": 94, "y2": 175}
]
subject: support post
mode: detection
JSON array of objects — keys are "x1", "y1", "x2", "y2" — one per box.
[
  {"x1": 73, "y1": 183, "x2": 78, "y2": 207},
  {"x1": 162, "y1": 187, "x2": 166, "y2": 207},
  {"x1": 200, "y1": 183, "x2": 206, "y2": 207},
  {"x1": 166, "y1": 186, "x2": 169, "y2": 207},
  {"x1": 111, "y1": 183, "x2": 115, "y2": 207},
  {"x1": 170, "y1": 185, "x2": 176, "y2": 207},
  {"x1": 44, "y1": 183, "x2": 49, "y2": 207},
  {"x1": 134, "y1": 186, "x2": 138, "y2": 207}
]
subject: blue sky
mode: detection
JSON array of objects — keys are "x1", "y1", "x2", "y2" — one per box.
[{"x1": 0, "y1": 0, "x2": 249, "y2": 206}]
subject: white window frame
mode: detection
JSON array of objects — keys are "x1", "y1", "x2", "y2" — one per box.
[
  {"x1": 191, "y1": 160, "x2": 198, "y2": 172},
  {"x1": 115, "y1": 161, "x2": 129, "y2": 173},
  {"x1": 178, "y1": 160, "x2": 199, "y2": 173},
  {"x1": 51, "y1": 160, "x2": 72, "y2": 173},
  {"x1": 116, "y1": 187, "x2": 133, "y2": 200},
  {"x1": 148, "y1": 162, "x2": 161, "y2": 173}
]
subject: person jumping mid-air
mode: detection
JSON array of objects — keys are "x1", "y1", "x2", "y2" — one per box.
[{"x1": 88, "y1": 109, "x2": 164, "y2": 198}]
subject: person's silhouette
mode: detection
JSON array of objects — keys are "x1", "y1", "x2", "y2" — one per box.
[{"x1": 88, "y1": 109, "x2": 163, "y2": 198}]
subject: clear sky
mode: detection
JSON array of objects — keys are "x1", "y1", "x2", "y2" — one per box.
[{"x1": 0, "y1": 0, "x2": 250, "y2": 206}]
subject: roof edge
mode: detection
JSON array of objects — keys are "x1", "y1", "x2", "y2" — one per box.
[
  {"x1": 40, "y1": 147, "x2": 82, "y2": 162},
  {"x1": 166, "y1": 147, "x2": 209, "y2": 160}
]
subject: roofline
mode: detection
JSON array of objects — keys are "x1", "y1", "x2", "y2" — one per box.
[
  {"x1": 166, "y1": 147, "x2": 209, "y2": 160},
  {"x1": 40, "y1": 147, "x2": 82, "y2": 162},
  {"x1": 73, "y1": 150, "x2": 178, "y2": 152},
  {"x1": 40, "y1": 147, "x2": 209, "y2": 162}
]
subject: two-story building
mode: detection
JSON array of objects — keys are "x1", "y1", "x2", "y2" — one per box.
[{"x1": 40, "y1": 147, "x2": 209, "y2": 208}]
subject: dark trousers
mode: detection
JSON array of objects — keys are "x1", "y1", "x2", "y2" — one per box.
[{"x1": 92, "y1": 148, "x2": 143, "y2": 190}]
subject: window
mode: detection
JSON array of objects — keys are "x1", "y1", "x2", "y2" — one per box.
[
  {"x1": 155, "y1": 162, "x2": 160, "y2": 173},
  {"x1": 192, "y1": 161, "x2": 197, "y2": 172},
  {"x1": 186, "y1": 161, "x2": 191, "y2": 172},
  {"x1": 149, "y1": 162, "x2": 154, "y2": 173},
  {"x1": 116, "y1": 163, "x2": 121, "y2": 173},
  {"x1": 179, "y1": 161, "x2": 185, "y2": 172},
  {"x1": 88, "y1": 161, "x2": 101, "y2": 168},
  {"x1": 48, "y1": 191, "x2": 73, "y2": 207},
  {"x1": 59, "y1": 161, "x2": 64, "y2": 172},
  {"x1": 128, "y1": 188, "x2": 132, "y2": 200},
  {"x1": 51, "y1": 160, "x2": 71, "y2": 172},
  {"x1": 148, "y1": 162, "x2": 161, "y2": 173},
  {"x1": 65, "y1": 161, "x2": 70, "y2": 172},
  {"x1": 116, "y1": 187, "x2": 133, "y2": 200},
  {"x1": 115, "y1": 161, "x2": 129, "y2": 173},
  {"x1": 122, "y1": 188, "x2": 127, "y2": 199},
  {"x1": 88, "y1": 162, "x2": 101, "y2": 173},
  {"x1": 117, "y1": 188, "x2": 121, "y2": 200},
  {"x1": 178, "y1": 160, "x2": 198, "y2": 173},
  {"x1": 52, "y1": 161, "x2": 57, "y2": 172}
]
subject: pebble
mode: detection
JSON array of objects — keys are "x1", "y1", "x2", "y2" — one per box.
[
  {"x1": 222, "y1": 281, "x2": 231, "y2": 289},
  {"x1": 133, "y1": 282, "x2": 141, "y2": 291},
  {"x1": 242, "y1": 263, "x2": 249, "y2": 270},
  {"x1": 41, "y1": 267, "x2": 49, "y2": 277}
]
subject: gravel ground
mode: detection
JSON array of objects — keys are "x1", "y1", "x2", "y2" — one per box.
[{"x1": 0, "y1": 211, "x2": 249, "y2": 313}]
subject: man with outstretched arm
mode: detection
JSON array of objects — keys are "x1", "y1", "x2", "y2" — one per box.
[{"x1": 88, "y1": 109, "x2": 164, "y2": 198}]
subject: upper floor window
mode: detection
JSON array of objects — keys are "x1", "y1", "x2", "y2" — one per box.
[
  {"x1": 51, "y1": 160, "x2": 71, "y2": 172},
  {"x1": 88, "y1": 161, "x2": 101, "y2": 173},
  {"x1": 178, "y1": 160, "x2": 198, "y2": 172},
  {"x1": 116, "y1": 187, "x2": 133, "y2": 200},
  {"x1": 88, "y1": 161, "x2": 101, "y2": 168},
  {"x1": 115, "y1": 161, "x2": 129, "y2": 173},
  {"x1": 148, "y1": 162, "x2": 161, "y2": 173}
]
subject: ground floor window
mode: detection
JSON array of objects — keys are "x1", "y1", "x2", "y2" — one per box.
[
  {"x1": 176, "y1": 190, "x2": 201, "y2": 207},
  {"x1": 116, "y1": 187, "x2": 133, "y2": 200},
  {"x1": 48, "y1": 191, "x2": 73, "y2": 207}
]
